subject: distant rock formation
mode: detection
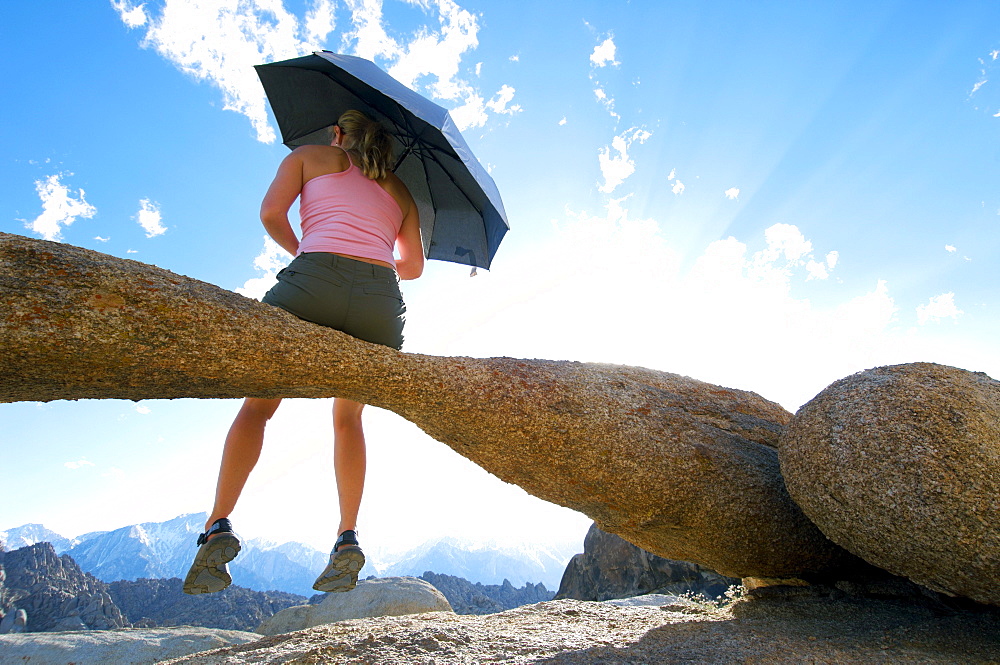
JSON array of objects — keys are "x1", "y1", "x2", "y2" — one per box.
[
  {"x1": 780, "y1": 363, "x2": 1000, "y2": 606},
  {"x1": 108, "y1": 577, "x2": 307, "y2": 633},
  {"x1": 419, "y1": 571, "x2": 554, "y2": 614},
  {"x1": 0, "y1": 542, "x2": 127, "y2": 632},
  {"x1": 0, "y1": 626, "x2": 260, "y2": 664},
  {"x1": 0, "y1": 232, "x2": 852, "y2": 581},
  {"x1": 556, "y1": 523, "x2": 741, "y2": 601},
  {"x1": 257, "y1": 576, "x2": 452, "y2": 636},
  {"x1": 0, "y1": 554, "x2": 28, "y2": 634}
]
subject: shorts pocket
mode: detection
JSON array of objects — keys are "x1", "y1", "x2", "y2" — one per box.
[{"x1": 362, "y1": 282, "x2": 403, "y2": 299}]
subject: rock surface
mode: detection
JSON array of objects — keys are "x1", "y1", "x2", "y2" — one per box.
[
  {"x1": 0, "y1": 542, "x2": 128, "y2": 631},
  {"x1": 159, "y1": 596, "x2": 1000, "y2": 664},
  {"x1": 0, "y1": 232, "x2": 851, "y2": 580},
  {"x1": 780, "y1": 363, "x2": 1000, "y2": 606},
  {"x1": 257, "y1": 576, "x2": 452, "y2": 635},
  {"x1": 556, "y1": 523, "x2": 740, "y2": 601},
  {"x1": 0, "y1": 626, "x2": 260, "y2": 665}
]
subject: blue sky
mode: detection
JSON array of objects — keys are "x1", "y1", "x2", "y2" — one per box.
[{"x1": 3, "y1": 0, "x2": 999, "y2": 557}]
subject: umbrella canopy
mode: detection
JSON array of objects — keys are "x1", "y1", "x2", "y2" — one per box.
[{"x1": 254, "y1": 51, "x2": 508, "y2": 270}]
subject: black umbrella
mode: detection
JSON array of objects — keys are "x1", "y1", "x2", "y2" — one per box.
[{"x1": 254, "y1": 51, "x2": 508, "y2": 270}]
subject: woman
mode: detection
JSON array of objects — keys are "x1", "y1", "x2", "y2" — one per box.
[{"x1": 183, "y1": 110, "x2": 424, "y2": 595}]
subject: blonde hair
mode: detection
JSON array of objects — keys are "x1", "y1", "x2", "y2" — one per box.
[{"x1": 336, "y1": 110, "x2": 393, "y2": 180}]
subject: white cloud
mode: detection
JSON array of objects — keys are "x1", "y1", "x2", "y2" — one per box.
[
  {"x1": 135, "y1": 198, "x2": 167, "y2": 237},
  {"x1": 135, "y1": 404, "x2": 152, "y2": 414},
  {"x1": 111, "y1": 0, "x2": 149, "y2": 28},
  {"x1": 450, "y1": 84, "x2": 520, "y2": 130},
  {"x1": 304, "y1": 0, "x2": 336, "y2": 44},
  {"x1": 724, "y1": 187, "x2": 740, "y2": 200},
  {"x1": 826, "y1": 250, "x2": 839, "y2": 270},
  {"x1": 485, "y1": 84, "x2": 520, "y2": 115},
  {"x1": 590, "y1": 37, "x2": 618, "y2": 68},
  {"x1": 667, "y1": 168, "x2": 677, "y2": 180},
  {"x1": 945, "y1": 244, "x2": 956, "y2": 252},
  {"x1": 95, "y1": 236, "x2": 110, "y2": 242},
  {"x1": 25, "y1": 173, "x2": 97, "y2": 242},
  {"x1": 558, "y1": 117, "x2": 567, "y2": 126},
  {"x1": 65, "y1": 459, "x2": 96, "y2": 470},
  {"x1": 114, "y1": 0, "x2": 327, "y2": 144},
  {"x1": 917, "y1": 292, "x2": 963, "y2": 324},
  {"x1": 236, "y1": 235, "x2": 292, "y2": 299},
  {"x1": 509, "y1": 54, "x2": 519, "y2": 62},
  {"x1": 115, "y1": 0, "x2": 510, "y2": 138},
  {"x1": 671, "y1": 180, "x2": 685, "y2": 195},
  {"x1": 597, "y1": 127, "x2": 651, "y2": 193},
  {"x1": 742, "y1": 223, "x2": 838, "y2": 282}
]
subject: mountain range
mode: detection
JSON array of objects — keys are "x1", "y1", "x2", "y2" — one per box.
[{"x1": 1, "y1": 515, "x2": 576, "y2": 596}]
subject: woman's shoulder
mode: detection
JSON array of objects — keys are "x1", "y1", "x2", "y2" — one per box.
[
  {"x1": 292, "y1": 144, "x2": 347, "y2": 159},
  {"x1": 294, "y1": 145, "x2": 352, "y2": 180}
]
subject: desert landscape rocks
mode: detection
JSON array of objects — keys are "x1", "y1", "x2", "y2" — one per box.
[
  {"x1": 257, "y1": 576, "x2": 452, "y2": 635},
  {"x1": 780, "y1": 363, "x2": 1000, "y2": 606},
  {"x1": 0, "y1": 232, "x2": 852, "y2": 580},
  {"x1": 0, "y1": 542, "x2": 128, "y2": 631}
]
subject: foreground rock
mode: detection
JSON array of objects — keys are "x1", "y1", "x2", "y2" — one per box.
[
  {"x1": 557, "y1": 523, "x2": 740, "y2": 601},
  {"x1": 160, "y1": 596, "x2": 1000, "y2": 664},
  {"x1": 258, "y1": 577, "x2": 451, "y2": 635},
  {"x1": 780, "y1": 363, "x2": 1000, "y2": 606},
  {"x1": 0, "y1": 626, "x2": 260, "y2": 665},
  {"x1": 0, "y1": 232, "x2": 850, "y2": 580}
]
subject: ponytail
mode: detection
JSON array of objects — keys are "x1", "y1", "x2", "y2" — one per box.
[{"x1": 336, "y1": 110, "x2": 393, "y2": 180}]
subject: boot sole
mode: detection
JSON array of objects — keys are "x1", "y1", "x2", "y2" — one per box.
[
  {"x1": 313, "y1": 548, "x2": 365, "y2": 593},
  {"x1": 182, "y1": 534, "x2": 241, "y2": 595}
]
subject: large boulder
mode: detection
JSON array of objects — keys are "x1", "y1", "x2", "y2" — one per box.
[
  {"x1": 556, "y1": 523, "x2": 740, "y2": 601},
  {"x1": 780, "y1": 363, "x2": 1000, "y2": 606},
  {"x1": 0, "y1": 626, "x2": 260, "y2": 664},
  {"x1": 257, "y1": 576, "x2": 452, "y2": 635},
  {"x1": 0, "y1": 233, "x2": 854, "y2": 580}
]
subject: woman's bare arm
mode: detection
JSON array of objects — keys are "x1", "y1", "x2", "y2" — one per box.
[{"x1": 260, "y1": 151, "x2": 305, "y2": 257}]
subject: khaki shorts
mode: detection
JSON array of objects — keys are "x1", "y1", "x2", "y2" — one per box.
[{"x1": 262, "y1": 252, "x2": 405, "y2": 350}]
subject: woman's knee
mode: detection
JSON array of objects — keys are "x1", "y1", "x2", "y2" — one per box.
[
  {"x1": 333, "y1": 398, "x2": 364, "y2": 431},
  {"x1": 240, "y1": 397, "x2": 282, "y2": 421}
]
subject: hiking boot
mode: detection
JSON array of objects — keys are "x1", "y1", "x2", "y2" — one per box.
[
  {"x1": 313, "y1": 529, "x2": 365, "y2": 593},
  {"x1": 182, "y1": 518, "x2": 241, "y2": 595}
]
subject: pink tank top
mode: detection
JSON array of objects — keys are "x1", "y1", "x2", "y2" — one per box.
[{"x1": 297, "y1": 157, "x2": 403, "y2": 267}]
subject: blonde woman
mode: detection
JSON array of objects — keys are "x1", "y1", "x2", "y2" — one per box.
[{"x1": 184, "y1": 110, "x2": 424, "y2": 595}]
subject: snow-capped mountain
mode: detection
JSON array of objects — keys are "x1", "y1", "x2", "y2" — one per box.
[
  {"x1": 0, "y1": 523, "x2": 80, "y2": 553},
  {"x1": 1, "y1": 516, "x2": 577, "y2": 595},
  {"x1": 380, "y1": 537, "x2": 577, "y2": 588}
]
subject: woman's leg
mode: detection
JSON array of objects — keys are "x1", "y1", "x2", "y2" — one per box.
[
  {"x1": 205, "y1": 397, "x2": 282, "y2": 533},
  {"x1": 333, "y1": 397, "x2": 366, "y2": 535}
]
